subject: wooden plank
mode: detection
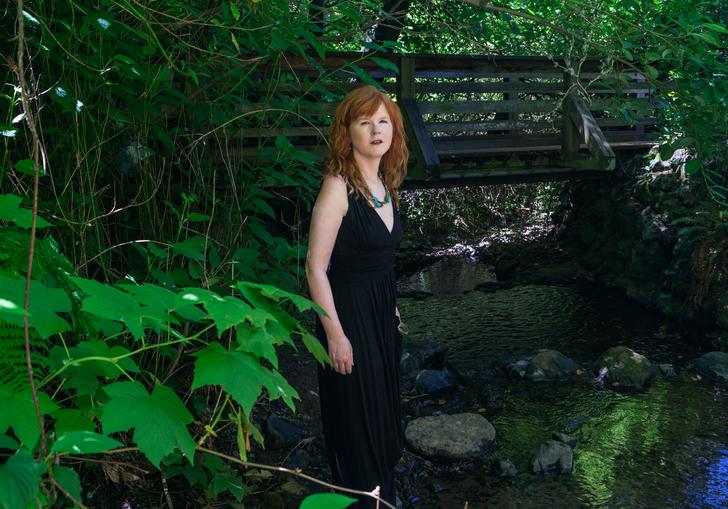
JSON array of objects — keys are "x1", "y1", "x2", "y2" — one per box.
[
  {"x1": 419, "y1": 99, "x2": 560, "y2": 115},
  {"x1": 404, "y1": 169, "x2": 613, "y2": 189},
  {"x1": 400, "y1": 98, "x2": 440, "y2": 179},
  {"x1": 426, "y1": 119, "x2": 560, "y2": 133},
  {"x1": 413, "y1": 71, "x2": 566, "y2": 79},
  {"x1": 433, "y1": 135, "x2": 563, "y2": 155},
  {"x1": 234, "y1": 126, "x2": 329, "y2": 138},
  {"x1": 398, "y1": 56, "x2": 416, "y2": 98},
  {"x1": 413, "y1": 81, "x2": 564, "y2": 94},
  {"x1": 563, "y1": 93, "x2": 616, "y2": 170}
]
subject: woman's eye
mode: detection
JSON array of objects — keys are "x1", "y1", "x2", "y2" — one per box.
[{"x1": 379, "y1": 119, "x2": 389, "y2": 123}]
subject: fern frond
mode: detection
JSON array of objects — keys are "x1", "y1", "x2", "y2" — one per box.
[{"x1": 0, "y1": 320, "x2": 46, "y2": 393}]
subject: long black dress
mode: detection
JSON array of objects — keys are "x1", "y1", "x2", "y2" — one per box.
[{"x1": 316, "y1": 191, "x2": 403, "y2": 508}]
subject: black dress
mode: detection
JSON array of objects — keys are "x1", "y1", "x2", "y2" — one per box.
[{"x1": 316, "y1": 191, "x2": 403, "y2": 508}]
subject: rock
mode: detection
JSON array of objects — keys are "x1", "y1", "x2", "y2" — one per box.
[
  {"x1": 405, "y1": 413, "x2": 496, "y2": 461},
  {"x1": 491, "y1": 459, "x2": 517, "y2": 478},
  {"x1": 400, "y1": 352, "x2": 421, "y2": 380},
  {"x1": 552, "y1": 432, "x2": 577, "y2": 448},
  {"x1": 264, "y1": 415, "x2": 306, "y2": 450},
  {"x1": 414, "y1": 369, "x2": 458, "y2": 395},
  {"x1": 594, "y1": 346, "x2": 655, "y2": 391},
  {"x1": 477, "y1": 385, "x2": 504, "y2": 411},
  {"x1": 658, "y1": 363, "x2": 678, "y2": 378},
  {"x1": 694, "y1": 351, "x2": 728, "y2": 383},
  {"x1": 415, "y1": 343, "x2": 449, "y2": 369},
  {"x1": 528, "y1": 440, "x2": 573, "y2": 475},
  {"x1": 278, "y1": 480, "x2": 306, "y2": 507},
  {"x1": 527, "y1": 350, "x2": 579, "y2": 382}
]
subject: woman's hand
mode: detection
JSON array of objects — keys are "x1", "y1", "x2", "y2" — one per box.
[{"x1": 327, "y1": 334, "x2": 354, "y2": 375}]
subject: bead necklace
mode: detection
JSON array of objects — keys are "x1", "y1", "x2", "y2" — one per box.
[{"x1": 367, "y1": 175, "x2": 390, "y2": 209}]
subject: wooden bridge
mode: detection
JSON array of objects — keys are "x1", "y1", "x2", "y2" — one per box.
[{"x1": 242, "y1": 52, "x2": 660, "y2": 187}]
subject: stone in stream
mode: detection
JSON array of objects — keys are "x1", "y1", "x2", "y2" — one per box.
[
  {"x1": 528, "y1": 440, "x2": 574, "y2": 475},
  {"x1": 526, "y1": 349, "x2": 579, "y2": 382},
  {"x1": 263, "y1": 415, "x2": 306, "y2": 450},
  {"x1": 411, "y1": 342, "x2": 449, "y2": 369},
  {"x1": 491, "y1": 459, "x2": 518, "y2": 478},
  {"x1": 694, "y1": 351, "x2": 728, "y2": 383},
  {"x1": 552, "y1": 432, "x2": 577, "y2": 448},
  {"x1": 414, "y1": 369, "x2": 459, "y2": 395},
  {"x1": 593, "y1": 346, "x2": 655, "y2": 391},
  {"x1": 400, "y1": 352, "x2": 422, "y2": 380},
  {"x1": 405, "y1": 413, "x2": 496, "y2": 461}
]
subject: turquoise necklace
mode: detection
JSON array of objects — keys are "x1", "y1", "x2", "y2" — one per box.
[{"x1": 369, "y1": 176, "x2": 391, "y2": 208}]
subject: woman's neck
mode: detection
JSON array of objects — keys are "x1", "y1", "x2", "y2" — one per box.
[{"x1": 353, "y1": 154, "x2": 381, "y2": 182}]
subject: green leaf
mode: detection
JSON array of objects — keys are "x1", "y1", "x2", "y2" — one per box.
[
  {"x1": 701, "y1": 22, "x2": 728, "y2": 34},
  {"x1": 187, "y1": 213, "x2": 211, "y2": 222},
  {"x1": 645, "y1": 65, "x2": 659, "y2": 80},
  {"x1": 101, "y1": 381, "x2": 195, "y2": 468},
  {"x1": 0, "y1": 450, "x2": 46, "y2": 509},
  {"x1": 230, "y1": 1, "x2": 241, "y2": 20},
  {"x1": 192, "y1": 343, "x2": 298, "y2": 417},
  {"x1": 211, "y1": 472, "x2": 246, "y2": 502},
  {"x1": 299, "y1": 493, "x2": 358, "y2": 509},
  {"x1": 685, "y1": 159, "x2": 703, "y2": 175},
  {"x1": 73, "y1": 277, "x2": 165, "y2": 339},
  {"x1": 300, "y1": 331, "x2": 330, "y2": 366},
  {"x1": 370, "y1": 57, "x2": 399, "y2": 75},
  {"x1": 204, "y1": 296, "x2": 253, "y2": 335},
  {"x1": 691, "y1": 32, "x2": 720, "y2": 46},
  {"x1": 236, "y1": 281, "x2": 321, "y2": 314},
  {"x1": 51, "y1": 431, "x2": 123, "y2": 455},
  {"x1": 14, "y1": 160, "x2": 35, "y2": 177},
  {"x1": 171, "y1": 236, "x2": 206, "y2": 261},
  {"x1": 51, "y1": 409, "x2": 95, "y2": 435},
  {"x1": 347, "y1": 63, "x2": 380, "y2": 87},
  {"x1": 0, "y1": 276, "x2": 70, "y2": 337},
  {"x1": 299, "y1": 29, "x2": 326, "y2": 59},
  {"x1": 236, "y1": 323, "x2": 278, "y2": 368},
  {"x1": 52, "y1": 466, "x2": 82, "y2": 505},
  {"x1": 0, "y1": 385, "x2": 58, "y2": 448},
  {"x1": 48, "y1": 341, "x2": 138, "y2": 395},
  {"x1": 0, "y1": 195, "x2": 51, "y2": 229},
  {"x1": 0, "y1": 435, "x2": 19, "y2": 450}
]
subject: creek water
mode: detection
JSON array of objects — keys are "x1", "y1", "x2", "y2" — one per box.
[{"x1": 396, "y1": 257, "x2": 728, "y2": 509}]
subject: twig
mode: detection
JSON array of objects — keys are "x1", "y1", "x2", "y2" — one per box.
[
  {"x1": 14, "y1": 0, "x2": 47, "y2": 457},
  {"x1": 196, "y1": 446, "x2": 397, "y2": 509},
  {"x1": 52, "y1": 477, "x2": 89, "y2": 509}
]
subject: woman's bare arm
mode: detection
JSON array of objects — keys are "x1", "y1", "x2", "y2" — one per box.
[{"x1": 305, "y1": 175, "x2": 354, "y2": 374}]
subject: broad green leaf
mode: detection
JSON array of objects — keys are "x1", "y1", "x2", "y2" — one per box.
[
  {"x1": 52, "y1": 466, "x2": 82, "y2": 505},
  {"x1": 645, "y1": 65, "x2": 659, "y2": 80},
  {"x1": 0, "y1": 276, "x2": 69, "y2": 338},
  {"x1": 236, "y1": 281, "x2": 321, "y2": 314},
  {"x1": 51, "y1": 431, "x2": 122, "y2": 455},
  {"x1": 0, "y1": 450, "x2": 46, "y2": 509},
  {"x1": 0, "y1": 195, "x2": 51, "y2": 229},
  {"x1": 204, "y1": 296, "x2": 253, "y2": 335},
  {"x1": 102, "y1": 382, "x2": 195, "y2": 467},
  {"x1": 299, "y1": 28, "x2": 326, "y2": 59},
  {"x1": 301, "y1": 331, "x2": 330, "y2": 367},
  {"x1": 0, "y1": 435, "x2": 19, "y2": 450},
  {"x1": 691, "y1": 32, "x2": 720, "y2": 46},
  {"x1": 370, "y1": 57, "x2": 399, "y2": 75},
  {"x1": 0, "y1": 386, "x2": 57, "y2": 448},
  {"x1": 14, "y1": 160, "x2": 35, "y2": 177},
  {"x1": 211, "y1": 472, "x2": 246, "y2": 502},
  {"x1": 51, "y1": 409, "x2": 95, "y2": 435},
  {"x1": 171, "y1": 236, "x2": 206, "y2": 261},
  {"x1": 192, "y1": 343, "x2": 298, "y2": 417},
  {"x1": 685, "y1": 159, "x2": 703, "y2": 175},
  {"x1": 299, "y1": 493, "x2": 357, "y2": 509},
  {"x1": 186, "y1": 213, "x2": 211, "y2": 222},
  {"x1": 348, "y1": 63, "x2": 380, "y2": 87},
  {"x1": 236, "y1": 323, "x2": 278, "y2": 368},
  {"x1": 73, "y1": 277, "x2": 164, "y2": 339}
]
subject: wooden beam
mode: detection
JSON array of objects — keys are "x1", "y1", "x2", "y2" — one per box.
[
  {"x1": 400, "y1": 98, "x2": 440, "y2": 179},
  {"x1": 562, "y1": 93, "x2": 616, "y2": 170}
]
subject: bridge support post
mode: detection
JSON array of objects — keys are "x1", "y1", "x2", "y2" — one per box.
[{"x1": 398, "y1": 55, "x2": 440, "y2": 181}]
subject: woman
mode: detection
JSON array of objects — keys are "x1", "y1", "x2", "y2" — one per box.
[{"x1": 306, "y1": 85, "x2": 408, "y2": 508}]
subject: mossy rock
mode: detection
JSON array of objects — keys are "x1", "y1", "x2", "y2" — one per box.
[{"x1": 594, "y1": 346, "x2": 654, "y2": 392}]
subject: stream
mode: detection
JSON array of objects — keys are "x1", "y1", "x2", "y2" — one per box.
[{"x1": 395, "y1": 256, "x2": 728, "y2": 509}]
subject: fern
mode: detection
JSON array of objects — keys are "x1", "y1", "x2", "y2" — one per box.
[{"x1": 0, "y1": 320, "x2": 46, "y2": 393}]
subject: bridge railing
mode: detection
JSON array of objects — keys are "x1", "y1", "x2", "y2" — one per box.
[{"x1": 238, "y1": 52, "x2": 659, "y2": 183}]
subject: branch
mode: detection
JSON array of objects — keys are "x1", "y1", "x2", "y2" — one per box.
[{"x1": 14, "y1": 0, "x2": 47, "y2": 457}]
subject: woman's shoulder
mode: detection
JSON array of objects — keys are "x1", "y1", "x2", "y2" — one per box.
[{"x1": 316, "y1": 174, "x2": 350, "y2": 214}]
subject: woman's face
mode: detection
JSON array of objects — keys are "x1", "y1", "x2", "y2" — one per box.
[{"x1": 348, "y1": 102, "x2": 393, "y2": 163}]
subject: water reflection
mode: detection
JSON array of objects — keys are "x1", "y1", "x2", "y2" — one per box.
[{"x1": 397, "y1": 258, "x2": 728, "y2": 508}]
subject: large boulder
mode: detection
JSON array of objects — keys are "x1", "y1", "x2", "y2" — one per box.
[
  {"x1": 694, "y1": 351, "x2": 728, "y2": 383},
  {"x1": 594, "y1": 346, "x2": 655, "y2": 391},
  {"x1": 527, "y1": 350, "x2": 579, "y2": 382},
  {"x1": 400, "y1": 352, "x2": 421, "y2": 380},
  {"x1": 405, "y1": 413, "x2": 496, "y2": 461},
  {"x1": 528, "y1": 440, "x2": 573, "y2": 475}
]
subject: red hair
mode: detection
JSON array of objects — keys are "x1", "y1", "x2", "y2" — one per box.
[{"x1": 323, "y1": 86, "x2": 408, "y2": 203}]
